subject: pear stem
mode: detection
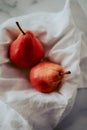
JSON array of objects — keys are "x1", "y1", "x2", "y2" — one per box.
[
  {"x1": 16, "y1": 21, "x2": 26, "y2": 35},
  {"x1": 58, "y1": 71, "x2": 71, "y2": 77},
  {"x1": 64, "y1": 71, "x2": 71, "y2": 75}
]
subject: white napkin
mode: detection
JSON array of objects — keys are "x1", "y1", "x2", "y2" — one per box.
[{"x1": 0, "y1": 0, "x2": 87, "y2": 130}]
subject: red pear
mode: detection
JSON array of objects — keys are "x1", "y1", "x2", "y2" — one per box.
[
  {"x1": 30, "y1": 61, "x2": 71, "y2": 93},
  {"x1": 10, "y1": 22, "x2": 44, "y2": 68}
]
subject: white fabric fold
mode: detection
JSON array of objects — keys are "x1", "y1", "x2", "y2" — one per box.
[{"x1": 0, "y1": 0, "x2": 87, "y2": 130}]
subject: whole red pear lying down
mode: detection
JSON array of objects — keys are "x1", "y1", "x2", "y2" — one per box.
[
  {"x1": 30, "y1": 61, "x2": 71, "y2": 93},
  {"x1": 10, "y1": 22, "x2": 44, "y2": 69}
]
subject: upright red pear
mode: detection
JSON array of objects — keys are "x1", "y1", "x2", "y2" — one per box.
[
  {"x1": 30, "y1": 61, "x2": 71, "y2": 93},
  {"x1": 10, "y1": 22, "x2": 44, "y2": 68}
]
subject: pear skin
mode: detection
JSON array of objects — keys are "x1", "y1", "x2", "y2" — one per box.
[
  {"x1": 30, "y1": 61, "x2": 71, "y2": 93},
  {"x1": 10, "y1": 22, "x2": 44, "y2": 68}
]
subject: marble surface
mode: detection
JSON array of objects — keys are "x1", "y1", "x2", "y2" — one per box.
[
  {"x1": 0, "y1": 0, "x2": 87, "y2": 130},
  {"x1": 0, "y1": 0, "x2": 87, "y2": 24}
]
